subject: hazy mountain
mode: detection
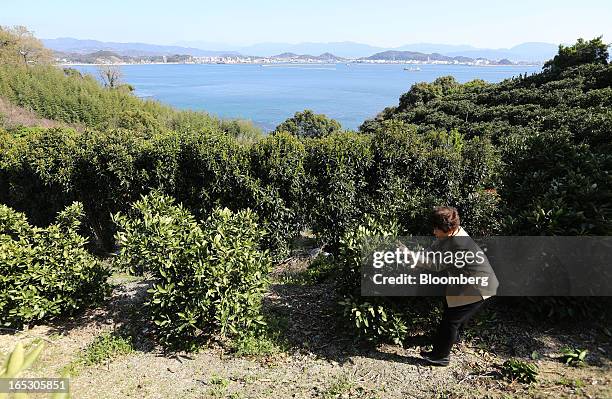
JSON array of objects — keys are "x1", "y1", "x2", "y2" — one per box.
[
  {"x1": 270, "y1": 52, "x2": 346, "y2": 61},
  {"x1": 184, "y1": 40, "x2": 557, "y2": 61},
  {"x1": 54, "y1": 50, "x2": 195, "y2": 64},
  {"x1": 446, "y1": 42, "x2": 559, "y2": 62},
  {"x1": 44, "y1": 38, "x2": 559, "y2": 62},
  {"x1": 236, "y1": 42, "x2": 384, "y2": 58},
  {"x1": 173, "y1": 40, "x2": 234, "y2": 51},
  {"x1": 43, "y1": 38, "x2": 239, "y2": 57},
  {"x1": 365, "y1": 50, "x2": 475, "y2": 63},
  {"x1": 394, "y1": 43, "x2": 479, "y2": 53}
]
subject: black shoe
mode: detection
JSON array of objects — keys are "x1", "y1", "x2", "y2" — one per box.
[{"x1": 420, "y1": 350, "x2": 450, "y2": 367}]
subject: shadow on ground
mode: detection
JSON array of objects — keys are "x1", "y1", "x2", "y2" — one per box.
[
  {"x1": 45, "y1": 277, "x2": 157, "y2": 353},
  {"x1": 263, "y1": 277, "x2": 612, "y2": 367}
]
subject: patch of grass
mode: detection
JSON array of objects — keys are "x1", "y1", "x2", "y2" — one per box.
[
  {"x1": 558, "y1": 377, "x2": 586, "y2": 388},
  {"x1": 207, "y1": 374, "x2": 230, "y2": 398},
  {"x1": 62, "y1": 332, "x2": 133, "y2": 376},
  {"x1": 108, "y1": 271, "x2": 146, "y2": 285},
  {"x1": 48, "y1": 332, "x2": 63, "y2": 341},
  {"x1": 276, "y1": 256, "x2": 336, "y2": 286},
  {"x1": 229, "y1": 313, "x2": 289, "y2": 357},
  {"x1": 559, "y1": 347, "x2": 588, "y2": 367},
  {"x1": 324, "y1": 374, "x2": 356, "y2": 399},
  {"x1": 323, "y1": 373, "x2": 370, "y2": 399},
  {"x1": 499, "y1": 358, "x2": 538, "y2": 384}
]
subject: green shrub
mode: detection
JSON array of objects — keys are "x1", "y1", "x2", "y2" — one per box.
[
  {"x1": 500, "y1": 130, "x2": 611, "y2": 235},
  {"x1": 304, "y1": 132, "x2": 373, "y2": 249},
  {"x1": 335, "y1": 217, "x2": 440, "y2": 344},
  {"x1": 114, "y1": 193, "x2": 272, "y2": 351},
  {"x1": 0, "y1": 202, "x2": 110, "y2": 328},
  {"x1": 174, "y1": 131, "x2": 252, "y2": 216},
  {"x1": 274, "y1": 109, "x2": 342, "y2": 138},
  {"x1": 335, "y1": 217, "x2": 405, "y2": 343},
  {"x1": 500, "y1": 358, "x2": 539, "y2": 384},
  {"x1": 559, "y1": 347, "x2": 588, "y2": 367},
  {"x1": 364, "y1": 121, "x2": 500, "y2": 237},
  {"x1": 249, "y1": 132, "x2": 306, "y2": 258},
  {"x1": 338, "y1": 298, "x2": 409, "y2": 345},
  {"x1": 72, "y1": 129, "x2": 180, "y2": 250},
  {"x1": 0, "y1": 127, "x2": 78, "y2": 228},
  {"x1": 114, "y1": 109, "x2": 163, "y2": 135}
]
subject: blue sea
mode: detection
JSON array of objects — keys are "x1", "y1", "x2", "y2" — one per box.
[{"x1": 74, "y1": 63, "x2": 541, "y2": 131}]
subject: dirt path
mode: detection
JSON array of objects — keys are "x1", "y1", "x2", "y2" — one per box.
[{"x1": 1, "y1": 272, "x2": 610, "y2": 399}]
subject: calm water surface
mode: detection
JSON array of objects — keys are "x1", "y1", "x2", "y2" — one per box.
[{"x1": 75, "y1": 63, "x2": 541, "y2": 130}]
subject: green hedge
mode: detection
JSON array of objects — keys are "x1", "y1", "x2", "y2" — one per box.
[
  {"x1": 114, "y1": 193, "x2": 271, "y2": 350},
  {"x1": 249, "y1": 132, "x2": 307, "y2": 256},
  {"x1": 304, "y1": 131, "x2": 373, "y2": 248},
  {"x1": 0, "y1": 124, "x2": 502, "y2": 257},
  {"x1": 0, "y1": 202, "x2": 110, "y2": 328}
]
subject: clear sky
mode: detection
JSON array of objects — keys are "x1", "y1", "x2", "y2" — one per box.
[{"x1": 1, "y1": 0, "x2": 611, "y2": 48}]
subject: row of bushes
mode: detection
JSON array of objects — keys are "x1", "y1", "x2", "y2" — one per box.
[
  {"x1": 0, "y1": 193, "x2": 271, "y2": 350},
  {"x1": 0, "y1": 124, "x2": 500, "y2": 259}
]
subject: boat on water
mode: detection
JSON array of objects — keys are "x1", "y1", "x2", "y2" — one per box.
[{"x1": 404, "y1": 66, "x2": 421, "y2": 71}]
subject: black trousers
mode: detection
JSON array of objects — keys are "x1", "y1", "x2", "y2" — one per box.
[{"x1": 432, "y1": 300, "x2": 484, "y2": 357}]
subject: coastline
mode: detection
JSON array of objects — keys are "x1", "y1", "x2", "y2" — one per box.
[{"x1": 57, "y1": 61, "x2": 542, "y2": 67}]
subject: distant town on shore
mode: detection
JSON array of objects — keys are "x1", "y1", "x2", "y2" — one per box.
[
  {"x1": 47, "y1": 38, "x2": 551, "y2": 66},
  {"x1": 54, "y1": 50, "x2": 536, "y2": 66}
]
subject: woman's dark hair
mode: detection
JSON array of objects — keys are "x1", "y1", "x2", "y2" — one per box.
[{"x1": 431, "y1": 206, "x2": 460, "y2": 232}]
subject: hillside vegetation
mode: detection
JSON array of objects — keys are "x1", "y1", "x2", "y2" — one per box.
[
  {"x1": 0, "y1": 27, "x2": 262, "y2": 140},
  {"x1": 362, "y1": 36, "x2": 611, "y2": 236}
]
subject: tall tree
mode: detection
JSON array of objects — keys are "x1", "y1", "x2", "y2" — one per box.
[
  {"x1": 0, "y1": 26, "x2": 51, "y2": 66},
  {"x1": 544, "y1": 36, "x2": 609, "y2": 73},
  {"x1": 274, "y1": 109, "x2": 342, "y2": 138},
  {"x1": 98, "y1": 64, "x2": 123, "y2": 88}
]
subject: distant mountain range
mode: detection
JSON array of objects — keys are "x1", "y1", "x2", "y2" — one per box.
[
  {"x1": 43, "y1": 37, "x2": 561, "y2": 62},
  {"x1": 364, "y1": 51, "x2": 474, "y2": 63},
  {"x1": 54, "y1": 50, "x2": 194, "y2": 64},
  {"x1": 175, "y1": 40, "x2": 559, "y2": 62},
  {"x1": 54, "y1": 48, "x2": 521, "y2": 66},
  {"x1": 271, "y1": 52, "x2": 346, "y2": 62},
  {"x1": 43, "y1": 38, "x2": 238, "y2": 57}
]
